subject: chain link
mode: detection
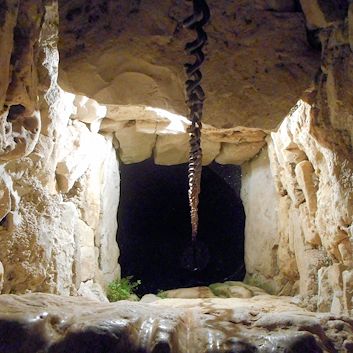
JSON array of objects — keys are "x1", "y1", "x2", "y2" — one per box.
[{"x1": 183, "y1": 0, "x2": 210, "y2": 241}]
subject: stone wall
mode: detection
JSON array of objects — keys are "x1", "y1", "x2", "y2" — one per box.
[
  {"x1": 0, "y1": 1, "x2": 120, "y2": 299},
  {"x1": 243, "y1": 98, "x2": 353, "y2": 314},
  {"x1": 241, "y1": 148, "x2": 282, "y2": 295},
  {"x1": 242, "y1": 0, "x2": 353, "y2": 316}
]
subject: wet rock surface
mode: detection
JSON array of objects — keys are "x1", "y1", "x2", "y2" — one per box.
[{"x1": 0, "y1": 293, "x2": 353, "y2": 353}]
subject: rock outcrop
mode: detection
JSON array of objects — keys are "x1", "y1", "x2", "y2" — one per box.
[
  {"x1": 98, "y1": 106, "x2": 267, "y2": 165},
  {"x1": 1, "y1": 293, "x2": 353, "y2": 353},
  {"x1": 242, "y1": 97, "x2": 353, "y2": 314},
  {"x1": 57, "y1": 0, "x2": 319, "y2": 130},
  {"x1": 56, "y1": 0, "x2": 319, "y2": 163},
  {"x1": 242, "y1": 1, "x2": 353, "y2": 314},
  {"x1": 0, "y1": 1, "x2": 120, "y2": 297}
]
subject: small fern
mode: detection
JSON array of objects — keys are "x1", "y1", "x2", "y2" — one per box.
[{"x1": 107, "y1": 276, "x2": 141, "y2": 302}]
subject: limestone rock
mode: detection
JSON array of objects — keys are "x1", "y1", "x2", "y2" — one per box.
[
  {"x1": 209, "y1": 281, "x2": 266, "y2": 298},
  {"x1": 154, "y1": 133, "x2": 189, "y2": 165},
  {"x1": 115, "y1": 121, "x2": 156, "y2": 164},
  {"x1": 154, "y1": 134, "x2": 221, "y2": 166},
  {"x1": 72, "y1": 95, "x2": 106, "y2": 124},
  {"x1": 216, "y1": 141, "x2": 265, "y2": 165},
  {"x1": 74, "y1": 219, "x2": 96, "y2": 282},
  {"x1": 56, "y1": 120, "x2": 106, "y2": 193},
  {"x1": 0, "y1": 3, "x2": 121, "y2": 296},
  {"x1": 0, "y1": 0, "x2": 46, "y2": 162},
  {"x1": 0, "y1": 1, "x2": 46, "y2": 112},
  {"x1": 60, "y1": 128, "x2": 120, "y2": 288},
  {"x1": 0, "y1": 261, "x2": 3, "y2": 293},
  {"x1": 0, "y1": 189, "x2": 78, "y2": 294},
  {"x1": 342, "y1": 269, "x2": 353, "y2": 313},
  {"x1": 0, "y1": 109, "x2": 41, "y2": 162},
  {"x1": 295, "y1": 160, "x2": 317, "y2": 216},
  {"x1": 58, "y1": 0, "x2": 319, "y2": 131},
  {"x1": 140, "y1": 294, "x2": 161, "y2": 303},
  {"x1": 1, "y1": 293, "x2": 353, "y2": 352},
  {"x1": 242, "y1": 98, "x2": 353, "y2": 309},
  {"x1": 241, "y1": 148, "x2": 280, "y2": 281},
  {"x1": 103, "y1": 106, "x2": 266, "y2": 165},
  {"x1": 77, "y1": 280, "x2": 108, "y2": 303},
  {"x1": 326, "y1": 44, "x2": 353, "y2": 147},
  {"x1": 94, "y1": 140, "x2": 120, "y2": 286},
  {"x1": 318, "y1": 264, "x2": 346, "y2": 314},
  {"x1": 0, "y1": 175, "x2": 11, "y2": 223},
  {"x1": 300, "y1": 0, "x2": 348, "y2": 29},
  {"x1": 162, "y1": 286, "x2": 216, "y2": 299}
]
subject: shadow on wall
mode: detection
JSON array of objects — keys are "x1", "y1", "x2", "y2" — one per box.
[{"x1": 117, "y1": 158, "x2": 245, "y2": 295}]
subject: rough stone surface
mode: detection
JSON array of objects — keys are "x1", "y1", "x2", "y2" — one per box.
[
  {"x1": 99, "y1": 106, "x2": 267, "y2": 165},
  {"x1": 0, "y1": 0, "x2": 352, "y2": 321},
  {"x1": 241, "y1": 5, "x2": 353, "y2": 310},
  {"x1": 57, "y1": 0, "x2": 319, "y2": 132},
  {"x1": 55, "y1": 0, "x2": 319, "y2": 165},
  {"x1": 0, "y1": 0, "x2": 45, "y2": 162},
  {"x1": 241, "y1": 148, "x2": 282, "y2": 295},
  {"x1": 1, "y1": 293, "x2": 353, "y2": 353},
  {"x1": 0, "y1": 2, "x2": 120, "y2": 298},
  {"x1": 77, "y1": 280, "x2": 109, "y2": 303},
  {"x1": 300, "y1": 0, "x2": 348, "y2": 29},
  {"x1": 0, "y1": 261, "x2": 3, "y2": 293},
  {"x1": 242, "y1": 99, "x2": 353, "y2": 315}
]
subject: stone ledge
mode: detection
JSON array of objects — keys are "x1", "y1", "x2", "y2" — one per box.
[{"x1": 0, "y1": 293, "x2": 352, "y2": 352}]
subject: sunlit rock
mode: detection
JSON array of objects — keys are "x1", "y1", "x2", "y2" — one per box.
[
  {"x1": 242, "y1": 98, "x2": 353, "y2": 312},
  {"x1": 0, "y1": 109, "x2": 41, "y2": 161},
  {"x1": 0, "y1": 175, "x2": 11, "y2": 223},
  {"x1": 72, "y1": 95, "x2": 107, "y2": 124},
  {"x1": 241, "y1": 148, "x2": 281, "y2": 291},
  {"x1": 77, "y1": 280, "x2": 108, "y2": 303},
  {"x1": 153, "y1": 134, "x2": 220, "y2": 166},
  {"x1": 115, "y1": 121, "x2": 156, "y2": 164},
  {"x1": 295, "y1": 160, "x2": 317, "y2": 216},
  {"x1": 74, "y1": 219, "x2": 96, "y2": 282},
  {"x1": 216, "y1": 141, "x2": 265, "y2": 165}
]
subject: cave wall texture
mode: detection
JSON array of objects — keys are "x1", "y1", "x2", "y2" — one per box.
[
  {"x1": 0, "y1": 0, "x2": 351, "y2": 315},
  {"x1": 242, "y1": 0, "x2": 353, "y2": 315},
  {"x1": 0, "y1": 1, "x2": 120, "y2": 299}
]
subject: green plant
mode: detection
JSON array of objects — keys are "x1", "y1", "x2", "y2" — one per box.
[
  {"x1": 107, "y1": 276, "x2": 141, "y2": 302},
  {"x1": 156, "y1": 290, "x2": 168, "y2": 299}
]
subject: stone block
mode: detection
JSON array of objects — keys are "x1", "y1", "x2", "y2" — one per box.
[{"x1": 216, "y1": 141, "x2": 265, "y2": 165}]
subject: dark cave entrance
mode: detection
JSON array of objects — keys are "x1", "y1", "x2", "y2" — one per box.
[{"x1": 117, "y1": 158, "x2": 245, "y2": 296}]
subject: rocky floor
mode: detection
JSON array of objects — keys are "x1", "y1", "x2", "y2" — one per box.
[{"x1": 0, "y1": 292, "x2": 353, "y2": 353}]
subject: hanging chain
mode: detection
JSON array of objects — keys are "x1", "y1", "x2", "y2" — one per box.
[{"x1": 183, "y1": 0, "x2": 210, "y2": 241}]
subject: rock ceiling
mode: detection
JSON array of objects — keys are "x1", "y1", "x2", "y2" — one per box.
[
  {"x1": 56, "y1": 0, "x2": 321, "y2": 164},
  {"x1": 57, "y1": 0, "x2": 320, "y2": 130}
]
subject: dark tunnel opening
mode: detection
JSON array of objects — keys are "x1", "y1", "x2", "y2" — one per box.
[{"x1": 117, "y1": 158, "x2": 246, "y2": 296}]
